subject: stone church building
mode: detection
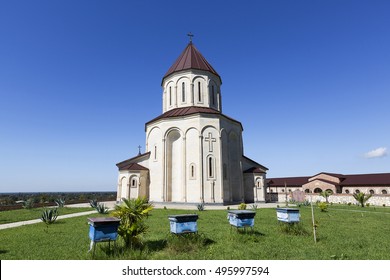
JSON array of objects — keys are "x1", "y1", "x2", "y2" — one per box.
[{"x1": 116, "y1": 41, "x2": 268, "y2": 204}]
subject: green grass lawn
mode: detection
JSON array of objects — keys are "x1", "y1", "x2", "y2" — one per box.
[
  {"x1": 1, "y1": 205, "x2": 390, "y2": 260},
  {"x1": 0, "y1": 207, "x2": 94, "y2": 224}
]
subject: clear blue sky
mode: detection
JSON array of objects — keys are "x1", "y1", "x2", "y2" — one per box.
[{"x1": 1, "y1": 0, "x2": 389, "y2": 192}]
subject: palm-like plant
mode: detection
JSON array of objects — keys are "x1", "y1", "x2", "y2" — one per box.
[
  {"x1": 320, "y1": 190, "x2": 332, "y2": 204},
  {"x1": 353, "y1": 192, "x2": 372, "y2": 207},
  {"x1": 111, "y1": 197, "x2": 153, "y2": 247}
]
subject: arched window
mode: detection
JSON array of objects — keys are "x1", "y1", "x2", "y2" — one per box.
[
  {"x1": 305, "y1": 189, "x2": 310, "y2": 193},
  {"x1": 355, "y1": 189, "x2": 360, "y2": 194},
  {"x1": 182, "y1": 82, "x2": 185, "y2": 102},
  {"x1": 211, "y1": 85, "x2": 215, "y2": 105},
  {"x1": 169, "y1": 87, "x2": 172, "y2": 106},
  {"x1": 369, "y1": 189, "x2": 375, "y2": 195},
  {"x1": 326, "y1": 189, "x2": 334, "y2": 194},
  {"x1": 314, "y1": 188, "x2": 322, "y2": 193},
  {"x1": 207, "y1": 156, "x2": 215, "y2": 179},
  {"x1": 189, "y1": 163, "x2": 196, "y2": 180},
  {"x1": 382, "y1": 189, "x2": 388, "y2": 195},
  {"x1": 345, "y1": 189, "x2": 350, "y2": 194},
  {"x1": 198, "y1": 82, "x2": 201, "y2": 102},
  {"x1": 154, "y1": 145, "x2": 157, "y2": 161},
  {"x1": 131, "y1": 178, "x2": 137, "y2": 188}
]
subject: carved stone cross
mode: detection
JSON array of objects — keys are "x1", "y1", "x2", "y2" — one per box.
[{"x1": 205, "y1": 132, "x2": 216, "y2": 152}]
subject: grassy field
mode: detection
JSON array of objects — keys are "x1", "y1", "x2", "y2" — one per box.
[
  {"x1": 0, "y1": 207, "x2": 94, "y2": 224},
  {"x1": 1, "y1": 205, "x2": 390, "y2": 260}
]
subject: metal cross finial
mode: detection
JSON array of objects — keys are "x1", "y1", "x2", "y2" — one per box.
[
  {"x1": 138, "y1": 145, "x2": 142, "y2": 155},
  {"x1": 187, "y1": 32, "x2": 194, "y2": 42}
]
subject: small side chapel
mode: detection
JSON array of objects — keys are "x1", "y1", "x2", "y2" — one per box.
[{"x1": 116, "y1": 39, "x2": 268, "y2": 204}]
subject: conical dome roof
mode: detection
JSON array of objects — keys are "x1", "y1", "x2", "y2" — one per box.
[{"x1": 163, "y1": 42, "x2": 221, "y2": 82}]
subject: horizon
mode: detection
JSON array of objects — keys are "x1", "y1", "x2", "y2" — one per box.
[{"x1": 1, "y1": 0, "x2": 389, "y2": 192}]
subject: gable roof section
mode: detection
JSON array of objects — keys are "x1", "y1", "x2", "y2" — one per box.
[
  {"x1": 145, "y1": 106, "x2": 242, "y2": 129},
  {"x1": 268, "y1": 172, "x2": 390, "y2": 187},
  {"x1": 163, "y1": 42, "x2": 221, "y2": 83},
  {"x1": 119, "y1": 162, "x2": 149, "y2": 171},
  {"x1": 116, "y1": 152, "x2": 150, "y2": 170},
  {"x1": 242, "y1": 155, "x2": 269, "y2": 172},
  {"x1": 267, "y1": 177, "x2": 310, "y2": 187},
  {"x1": 340, "y1": 173, "x2": 390, "y2": 186}
]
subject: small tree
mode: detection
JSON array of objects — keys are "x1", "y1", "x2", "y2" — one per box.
[
  {"x1": 353, "y1": 192, "x2": 372, "y2": 207},
  {"x1": 320, "y1": 190, "x2": 332, "y2": 204},
  {"x1": 112, "y1": 197, "x2": 153, "y2": 247}
]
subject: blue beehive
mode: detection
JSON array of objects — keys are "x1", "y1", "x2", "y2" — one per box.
[
  {"x1": 276, "y1": 208, "x2": 300, "y2": 223},
  {"x1": 88, "y1": 217, "x2": 121, "y2": 242},
  {"x1": 168, "y1": 214, "x2": 198, "y2": 234},
  {"x1": 227, "y1": 210, "x2": 256, "y2": 228}
]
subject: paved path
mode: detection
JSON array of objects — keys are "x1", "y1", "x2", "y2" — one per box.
[{"x1": 0, "y1": 201, "x2": 280, "y2": 230}]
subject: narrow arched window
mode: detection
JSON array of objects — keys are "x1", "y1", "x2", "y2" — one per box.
[
  {"x1": 169, "y1": 87, "x2": 172, "y2": 106},
  {"x1": 212, "y1": 85, "x2": 215, "y2": 105},
  {"x1": 189, "y1": 163, "x2": 196, "y2": 180},
  {"x1": 207, "y1": 156, "x2": 215, "y2": 179},
  {"x1": 209, "y1": 157, "x2": 213, "y2": 177},
  {"x1": 154, "y1": 145, "x2": 157, "y2": 161},
  {"x1": 198, "y1": 82, "x2": 201, "y2": 102},
  {"x1": 182, "y1": 82, "x2": 185, "y2": 102},
  {"x1": 131, "y1": 178, "x2": 137, "y2": 187}
]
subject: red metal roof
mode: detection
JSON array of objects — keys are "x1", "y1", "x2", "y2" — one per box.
[
  {"x1": 268, "y1": 172, "x2": 390, "y2": 187},
  {"x1": 146, "y1": 106, "x2": 242, "y2": 129},
  {"x1": 116, "y1": 152, "x2": 150, "y2": 170},
  {"x1": 340, "y1": 173, "x2": 390, "y2": 186},
  {"x1": 118, "y1": 162, "x2": 149, "y2": 171},
  {"x1": 163, "y1": 42, "x2": 221, "y2": 82},
  {"x1": 267, "y1": 177, "x2": 311, "y2": 187}
]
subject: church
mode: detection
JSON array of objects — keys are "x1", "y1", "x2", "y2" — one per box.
[{"x1": 116, "y1": 39, "x2": 268, "y2": 204}]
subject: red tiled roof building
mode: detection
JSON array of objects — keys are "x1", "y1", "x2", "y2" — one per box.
[{"x1": 116, "y1": 39, "x2": 268, "y2": 204}]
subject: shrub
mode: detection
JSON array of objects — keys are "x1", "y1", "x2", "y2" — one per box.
[
  {"x1": 250, "y1": 204, "x2": 258, "y2": 210},
  {"x1": 353, "y1": 192, "x2": 372, "y2": 207},
  {"x1": 95, "y1": 202, "x2": 109, "y2": 214},
  {"x1": 238, "y1": 203, "x2": 247, "y2": 210},
  {"x1": 318, "y1": 202, "x2": 328, "y2": 212},
  {"x1": 17, "y1": 199, "x2": 34, "y2": 209},
  {"x1": 90, "y1": 199, "x2": 98, "y2": 209},
  {"x1": 365, "y1": 203, "x2": 370, "y2": 207},
  {"x1": 41, "y1": 208, "x2": 58, "y2": 226},
  {"x1": 55, "y1": 198, "x2": 65, "y2": 208},
  {"x1": 112, "y1": 197, "x2": 153, "y2": 248},
  {"x1": 383, "y1": 204, "x2": 386, "y2": 207},
  {"x1": 197, "y1": 203, "x2": 205, "y2": 211}
]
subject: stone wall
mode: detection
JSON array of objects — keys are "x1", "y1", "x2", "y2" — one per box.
[{"x1": 266, "y1": 192, "x2": 390, "y2": 206}]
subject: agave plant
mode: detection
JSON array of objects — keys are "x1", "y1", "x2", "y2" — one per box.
[
  {"x1": 353, "y1": 192, "x2": 372, "y2": 207},
  {"x1": 112, "y1": 197, "x2": 153, "y2": 247},
  {"x1": 197, "y1": 203, "x2": 205, "y2": 211},
  {"x1": 89, "y1": 199, "x2": 98, "y2": 209},
  {"x1": 41, "y1": 208, "x2": 58, "y2": 225},
  {"x1": 17, "y1": 198, "x2": 34, "y2": 209},
  {"x1": 95, "y1": 202, "x2": 109, "y2": 214},
  {"x1": 55, "y1": 198, "x2": 65, "y2": 208}
]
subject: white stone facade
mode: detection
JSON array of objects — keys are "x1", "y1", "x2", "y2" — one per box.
[{"x1": 116, "y1": 42, "x2": 268, "y2": 204}]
